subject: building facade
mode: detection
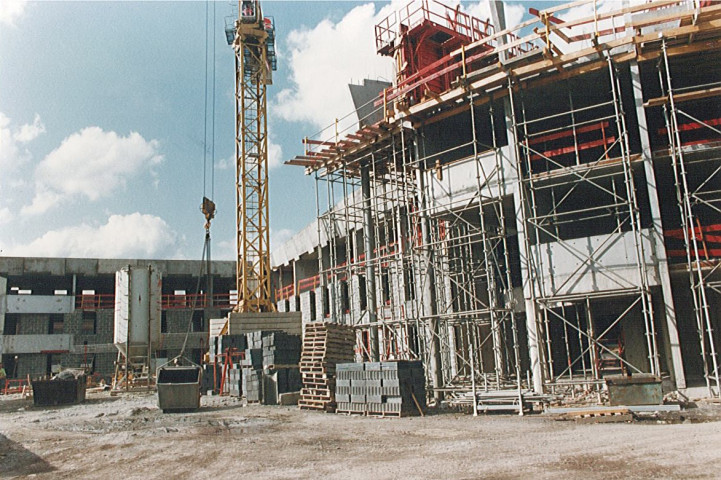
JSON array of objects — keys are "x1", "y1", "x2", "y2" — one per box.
[
  {"x1": 276, "y1": 0, "x2": 721, "y2": 400},
  {"x1": 0, "y1": 257, "x2": 236, "y2": 380}
]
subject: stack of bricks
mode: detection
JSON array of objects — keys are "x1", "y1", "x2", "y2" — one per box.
[
  {"x1": 298, "y1": 322, "x2": 355, "y2": 412},
  {"x1": 336, "y1": 361, "x2": 426, "y2": 417}
]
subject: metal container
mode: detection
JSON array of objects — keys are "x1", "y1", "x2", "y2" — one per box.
[
  {"x1": 157, "y1": 366, "x2": 202, "y2": 413},
  {"x1": 606, "y1": 374, "x2": 663, "y2": 406},
  {"x1": 114, "y1": 265, "x2": 162, "y2": 359},
  {"x1": 32, "y1": 374, "x2": 87, "y2": 406}
]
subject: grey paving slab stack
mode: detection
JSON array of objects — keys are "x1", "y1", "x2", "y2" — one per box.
[
  {"x1": 298, "y1": 322, "x2": 356, "y2": 412},
  {"x1": 336, "y1": 361, "x2": 426, "y2": 416}
]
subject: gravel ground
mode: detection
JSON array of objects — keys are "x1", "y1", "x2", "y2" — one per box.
[{"x1": 1, "y1": 392, "x2": 720, "y2": 479}]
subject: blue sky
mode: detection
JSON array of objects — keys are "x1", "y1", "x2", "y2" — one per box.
[{"x1": 0, "y1": 0, "x2": 568, "y2": 261}]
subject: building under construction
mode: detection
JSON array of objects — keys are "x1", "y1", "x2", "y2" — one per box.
[{"x1": 274, "y1": 0, "x2": 721, "y2": 403}]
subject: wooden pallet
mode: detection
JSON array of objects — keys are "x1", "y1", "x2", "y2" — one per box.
[{"x1": 558, "y1": 408, "x2": 633, "y2": 424}]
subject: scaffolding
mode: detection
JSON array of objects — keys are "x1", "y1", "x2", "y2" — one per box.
[
  {"x1": 508, "y1": 57, "x2": 663, "y2": 394},
  {"x1": 654, "y1": 39, "x2": 721, "y2": 396},
  {"x1": 285, "y1": 0, "x2": 721, "y2": 404}
]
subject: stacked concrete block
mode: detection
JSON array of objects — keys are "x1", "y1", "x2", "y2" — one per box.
[
  {"x1": 217, "y1": 334, "x2": 247, "y2": 355},
  {"x1": 261, "y1": 331, "x2": 301, "y2": 366},
  {"x1": 262, "y1": 368, "x2": 302, "y2": 405},
  {"x1": 242, "y1": 368, "x2": 262, "y2": 402},
  {"x1": 200, "y1": 363, "x2": 218, "y2": 394},
  {"x1": 228, "y1": 367, "x2": 243, "y2": 396},
  {"x1": 336, "y1": 361, "x2": 426, "y2": 416},
  {"x1": 238, "y1": 348, "x2": 262, "y2": 370},
  {"x1": 298, "y1": 322, "x2": 356, "y2": 412}
]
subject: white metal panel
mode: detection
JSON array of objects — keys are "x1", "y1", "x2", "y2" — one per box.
[
  {"x1": 128, "y1": 266, "x2": 150, "y2": 346},
  {"x1": 114, "y1": 267, "x2": 130, "y2": 345}
]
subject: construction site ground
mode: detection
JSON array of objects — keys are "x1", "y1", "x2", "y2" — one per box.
[{"x1": 2, "y1": 392, "x2": 721, "y2": 479}]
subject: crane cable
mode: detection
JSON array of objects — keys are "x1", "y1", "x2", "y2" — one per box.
[{"x1": 173, "y1": 0, "x2": 217, "y2": 363}]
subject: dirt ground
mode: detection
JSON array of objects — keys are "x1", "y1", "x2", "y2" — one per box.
[{"x1": 1, "y1": 392, "x2": 721, "y2": 480}]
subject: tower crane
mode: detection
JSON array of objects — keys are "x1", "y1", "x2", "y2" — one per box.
[{"x1": 226, "y1": 0, "x2": 278, "y2": 313}]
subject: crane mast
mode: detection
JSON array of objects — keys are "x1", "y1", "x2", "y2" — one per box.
[{"x1": 230, "y1": 0, "x2": 277, "y2": 313}]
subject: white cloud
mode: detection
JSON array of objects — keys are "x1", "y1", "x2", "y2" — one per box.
[
  {"x1": 268, "y1": 136, "x2": 283, "y2": 170},
  {"x1": 0, "y1": 207, "x2": 12, "y2": 226},
  {"x1": 14, "y1": 114, "x2": 45, "y2": 142},
  {"x1": 0, "y1": 0, "x2": 27, "y2": 27},
  {"x1": 214, "y1": 239, "x2": 236, "y2": 261},
  {"x1": 4, "y1": 213, "x2": 180, "y2": 259},
  {"x1": 271, "y1": 228, "x2": 295, "y2": 250},
  {"x1": 274, "y1": 3, "x2": 395, "y2": 131},
  {"x1": 25, "y1": 127, "x2": 163, "y2": 214},
  {"x1": 466, "y1": 1, "x2": 525, "y2": 31},
  {"x1": 0, "y1": 112, "x2": 45, "y2": 226},
  {"x1": 215, "y1": 136, "x2": 282, "y2": 170},
  {"x1": 0, "y1": 111, "x2": 44, "y2": 169},
  {"x1": 213, "y1": 227, "x2": 294, "y2": 263}
]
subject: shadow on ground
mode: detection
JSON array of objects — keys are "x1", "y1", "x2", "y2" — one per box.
[{"x1": 0, "y1": 433, "x2": 54, "y2": 478}]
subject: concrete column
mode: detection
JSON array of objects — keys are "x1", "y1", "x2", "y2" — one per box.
[
  {"x1": 630, "y1": 60, "x2": 686, "y2": 389},
  {"x1": 414, "y1": 132, "x2": 444, "y2": 401},
  {"x1": 504, "y1": 101, "x2": 544, "y2": 394},
  {"x1": 361, "y1": 163, "x2": 379, "y2": 361}
]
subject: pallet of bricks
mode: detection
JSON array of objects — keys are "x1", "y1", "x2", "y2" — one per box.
[
  {"x1": 298, "y1": 322, "x2": 355, "y2": 412},
  {"x1": 336, "y1": 361, "x2": 426, "y2": 417}
]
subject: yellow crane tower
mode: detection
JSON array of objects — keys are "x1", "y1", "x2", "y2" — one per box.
[{"x1": 227, "y1": 0, "x2": 277, "y2": 313}]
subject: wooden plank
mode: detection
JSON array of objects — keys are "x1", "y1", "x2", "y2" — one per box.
[{"x1": 644, "y1": 86, "x2": 721, "y2": 108}]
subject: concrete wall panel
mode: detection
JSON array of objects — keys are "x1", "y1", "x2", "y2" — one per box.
[
  {"x1": 6, "y1": 295, "x2": 74, "y2": 314},
  {"x1": 531, "y1": 229, "x2": 660, "y2": 297}
]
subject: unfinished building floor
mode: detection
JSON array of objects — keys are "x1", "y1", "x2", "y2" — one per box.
[{"x1": 2, "y1": 393, "x2": 720, "y2": 479}]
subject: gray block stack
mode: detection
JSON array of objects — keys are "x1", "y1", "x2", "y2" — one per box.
[
  {"x1": 240, "y1": 331, "x2": 302, "y2": 404},
  {"x1": 228, "y1": 367, "x2": 242, "y2": 397},
  {"x1": 242, "y1": 368, "x2": 262, "y2": 402},
  {"x1": 262, "y1": 331, "x2": 302, "y2": 366},
  {"x1": 336, "y1": 361, "x2": 426, "y2": 416}
]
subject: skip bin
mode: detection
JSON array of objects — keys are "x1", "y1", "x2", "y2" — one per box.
[
  {"x1": 605, "y1": 374, "x2": 662, "y2": 406},
  {"x1": 157, "y1": 366, "x2": 202, "y2": 413},
  {"x1": 32, "y1": 374, "x2": 87, "y2": 406}
]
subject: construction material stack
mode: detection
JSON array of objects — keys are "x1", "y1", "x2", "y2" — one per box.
[
  {"x1": 336, "y1": 361, "x2": 426, "y2": 417},
  {"x1": 298, "y1": 322, "x2": 355, "y2": 412},
  {"x1": 221, "y1": 331, "x2": 302, "y2": 403}
]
